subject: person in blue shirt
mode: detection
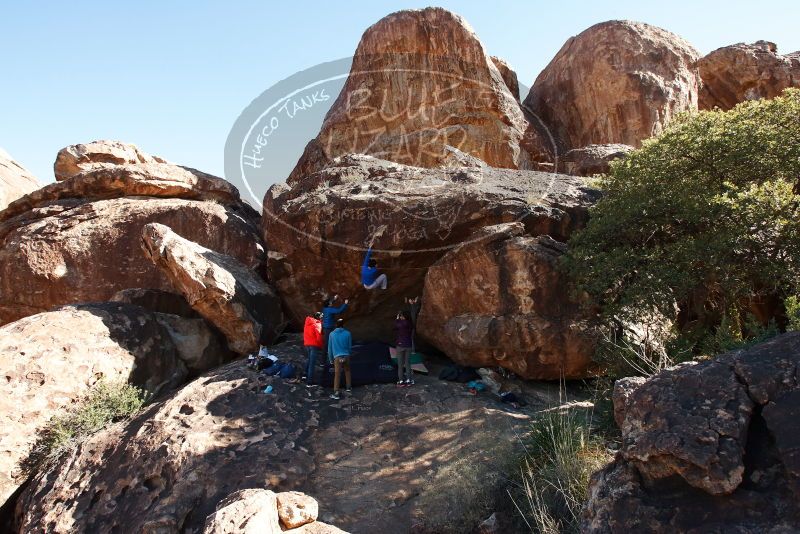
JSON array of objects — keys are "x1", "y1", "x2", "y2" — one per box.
[
  {"x1": 362, "y1": 246, "x2": 388, "y2": 290},
  {"x1": 327, "y1": 318, "x2": 353, "y2": 400},
  {"x1": 321, "y1": 295, "x2": 348, "y2": 361}
]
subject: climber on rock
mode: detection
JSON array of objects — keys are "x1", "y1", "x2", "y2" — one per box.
[{"x1": 362, "y1": 235, "x2": 388, "y2": 290}]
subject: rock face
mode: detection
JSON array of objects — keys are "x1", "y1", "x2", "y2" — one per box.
[
  {"x1": 562, "y1": 144, "x2": 633, "y2": 176},
  {"x1": 0, "y1": 302, "x2": 204, "y2": 507},
  {"x1": 490, "y1": 56, "x2": 520, "y2": 101},
  {"x1": 15, "y1": 334, "x2": 559, "y2": 533},
  {"x1": 152, "y1": 313, "x2": 232, "y2": 375},
  {"x1": 3, "y1": 160, "x2": 243, "y2": 222},
  {"x1": 524, "y1": 20, "x2": 700, "y2": 151},
  {"x1": 611, "y1": 376, "x2": 646, "y2": 428},
  {"x1": 0, "y1": 149, "x2": 39, "y2": 213},
  {"x1": 263, "y1": 154, "x2": 598, "y2": 351},
  {"x1": 53, "y1": 140, "x2": 167, "y2": 181},
  {"x1": 110, "y1": 288, "x2": 199, "y2": 318},
  {"x1": 698, "y1": 41, "x2": 800, "y2": 110},
  {"x1": 584, "y1": 333, "x2": 800, "y2": 532},
  {"x1": 141, "y1": 223, "x2": 285, "y2": 354},
  {"x1": 0, "y1": 142, "x2": 264, "y2": 326},
  {"x1": 276, "y1": 491, "x2": 319, "y2": 529},
  {"x1": 418, "y1": 223, "x2": 597, "y2": 379},
  {"x1": 288, "y1": 8, "x2": 549, "y2": 182}
]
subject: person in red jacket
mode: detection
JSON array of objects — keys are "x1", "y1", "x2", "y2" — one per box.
[{"x1": 303, "y1": 311, "x2": 324, "y2": 386}]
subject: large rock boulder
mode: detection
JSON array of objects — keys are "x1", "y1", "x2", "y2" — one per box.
[
  {"x1": 418, "y1": 223, "x2": 597, "y2": 379},
  {"x1": 0, "y1": 142, "x2": 264, "y2": 326},
  {"x1": 3, "y1": 161, "x2": 243, "y2": 221},
  {"x1": 53, "y1": 140, "x2": 167, "y2": 181},
  {"x1": 698, "y1": 41, "x2": 800, "y2": 110},
  {"x1": 141, "y1": 223, "x2": 285, "y2": 354},
  {"x1": 524, "y1": 20, "x2": 700, "y2": 151},
  {"x1": 583, "y1": 333, "x2": 800, "y2": 532},
  {"x1": 277, "y1": 491, "x2": 319, "y2": 529},
  {"x1": 263, "y1": 154, "x2": 598, "y2": 343},
  {"x1": 0, "y1": 149, "x2": 39, "y2": 213},
  {"x1": 490, "y1": 56, "x2": 520, "y2": 101},
  {"x1": 288, "y1": 7, "x2": 549, "y2": 182},
  {"x1": 0, "y1": 302, "x2": 217, "y2": 507},
  {"x1": 14, "y1": 358, "x2": 318, "y2": 533},
  {"x1": 562, "y1": 144, "x2": 633, "y2": 177}
]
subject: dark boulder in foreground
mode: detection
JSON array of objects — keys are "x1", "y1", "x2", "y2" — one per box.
[{"x1": 584, "y1": 332, "x2": 800, "y2": 532}]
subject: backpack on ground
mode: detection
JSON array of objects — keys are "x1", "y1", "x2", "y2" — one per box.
[
  {"x1": 278, "y1": 363, "x2": 296, "y2": 379},
  {"x1": 438, "y1": 364, "x2": 480, "y2": 383}
]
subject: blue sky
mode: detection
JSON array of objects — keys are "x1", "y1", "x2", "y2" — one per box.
[{"x1": 2, "y1": 0, "x2": 799, "y2": 185}]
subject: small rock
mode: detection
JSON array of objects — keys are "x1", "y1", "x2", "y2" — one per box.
[
  {"x1": 699, "y1": 42, "x2": 800, "y2": 110},
  {"x1": 276, "y1": 491, "x2": 319, "y2": 529},
  {"x1": 476, "y1": 369, "x2": 504, "y2": 395},
  {"x1": 203, "y1": 489, "x2": 281, "y2": 534},
  {"x1": 141, "y1": 222, "x2": 286, "y2": 353}
]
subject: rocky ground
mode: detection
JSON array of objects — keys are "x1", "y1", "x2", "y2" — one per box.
[{"x1": 14, "y1": 334, "x2": 584, "y2": 534}]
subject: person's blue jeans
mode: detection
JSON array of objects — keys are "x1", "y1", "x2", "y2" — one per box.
[
  {"x1": 305, "y1": 346, "x2": 320, "y2": 385},
  {"x1": 322, "y1": 327, "x2": 333, "y2": 360}
]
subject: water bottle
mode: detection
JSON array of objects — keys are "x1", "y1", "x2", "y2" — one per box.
[{"x1": 263, "y1": 385, "x2": 273, "y2": 394}]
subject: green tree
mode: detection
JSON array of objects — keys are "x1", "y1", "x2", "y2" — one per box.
[{"x1": 565, "y1": 89, "x2": 800, "y2": 349}]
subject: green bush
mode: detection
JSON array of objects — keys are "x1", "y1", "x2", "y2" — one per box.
[
  {"x1": 564, "y1": 89, "x2": 800, "y2": 353},
  {"x1": 21, "y1": 380, "x2": 148, "y2": 476},
  {"x1": 787, "y1": 296, "x2": 800, "y2": 332},
  {"x1": 513, "y1": 409, "x2": 611, "y2": 534}
]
